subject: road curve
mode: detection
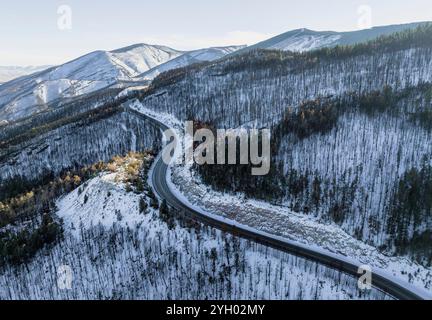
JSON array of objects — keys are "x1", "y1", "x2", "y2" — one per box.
[{"x1": 127, "y1": 106, "x2": 428, "y2": 301}]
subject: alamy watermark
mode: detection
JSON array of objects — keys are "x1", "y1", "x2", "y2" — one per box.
[
  {"x1": 358, "y1": 265, "x2": 372, "y2": 290},
  {"x1": 357, "y1": 5, "x2": 373, "y2": 30},
  {"x1": 57, "y1": 5, "x2": 72, "y2": 30},
  {"x1": 162, "y1": 122, "x2": 271, "y2": 176}
]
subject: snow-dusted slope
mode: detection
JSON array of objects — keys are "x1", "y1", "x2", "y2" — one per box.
[
  {"x1": 40, "y1": 44, "x2": 182, "y2": 82},
  {"x1": 257, "y1": 29, "x2": 342, "y2": 52},
  {"x1": 132, "y1": 102, "x2": 432, "y2": 293},
  {"x1": 0, "y1": 44, "x2": 183, "y2": 122},
  {"x1": 0, "y1": 110, "x2": 161, "y2": 182},
  {"x1": 241, "y1": 22, "x2": 427, "y2": 52},
  {"x1": 109, "y1": 44, "x2": 183, "y2": 77},
  {"x1": 0, "y1": 66, "x2": 51, "y2": 83},
  {"x1": 0, "y1": 165, "x2": 391, "y2": 300},
  {"x1": 137, "y1": 31, "x2": 432, "y2": 269},
  {"x1": 138, "y1": 46, "x2": 245, "y2": 80}
]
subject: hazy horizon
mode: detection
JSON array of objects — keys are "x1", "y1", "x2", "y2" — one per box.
[{"x1": 1, "y1": 0, "x2": 431, "y2": 66}]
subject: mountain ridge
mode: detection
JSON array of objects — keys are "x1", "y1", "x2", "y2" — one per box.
[
  {"x1": 237, "y1": 21, "x2": 430, "y2": 53},
  {"x1": 1, "y1": 22, "x2": 430, "y2": 122},
  {"x1": 137, "y1": 45, "x2": 246, "y2": 80},
  {"x1": 0, "y1": 44, "x2": 243, "y2": 121}
]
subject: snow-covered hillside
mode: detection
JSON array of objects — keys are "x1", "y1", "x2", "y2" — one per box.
[
  {"x1": 0, "y1": 44, "x2": 184, "y2": 122},
  {"x1": 137, "y1": 27, "x2": 432, "y2": 266},
  {"x1": 131, "y1": 101, "x2": 432, "y2": 293},
  {"x1": 254, "y1": 29, "x2": 342, "y2": 52},
  {"x1": 0, "y1": 159, "x2": 390, "y2": 300},
  {"x1": 138, "y1": 46, "x2": 245, "y2": 80},
  {"x1": 0, "y1": 109, "x2": 161, "y2": 182},
  {"x1": 0, "y1": 45, "x2": 244, "y2": 122},
  {"x1": 109, "y1": 44, "x2": 183, "y2": 78},
  {"x1": 240, "y1": 22, "x2": 426, "y2": 52},
  {"x1": 140, "y1": 46, "x2": 432, "y2": 130}
]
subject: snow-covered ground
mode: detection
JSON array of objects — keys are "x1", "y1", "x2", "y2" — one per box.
[
  {"x1": 131, "y1": 101, "x2": 432, "y2": 294},
  {"x1": 0, "y1": 160, "x2": 391, "y2": 300}
]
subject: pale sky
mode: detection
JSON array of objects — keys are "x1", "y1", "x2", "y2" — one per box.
[{"x1": 1, "y1": 0, "x2": 431, "y2": 66}]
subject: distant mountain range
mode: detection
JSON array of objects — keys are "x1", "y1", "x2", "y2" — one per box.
[
  {"x1": 0, "y1": 44, "x2": 242, "y2": 121},
  {"x1": 0, "y1": 66, "x2": 51, "y2": 84},
  {"x1": 0, "y1": 22, "x2": 428, "y2": 122}
]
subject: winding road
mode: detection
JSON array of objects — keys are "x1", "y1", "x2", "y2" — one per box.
[{"x1": 127, "y1": 105, "x2": 429, "y2": 301}]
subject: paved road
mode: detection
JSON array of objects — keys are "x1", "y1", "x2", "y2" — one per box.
[{"x1": 127, "y1": 106, "x2": 428, "y2": 300}]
